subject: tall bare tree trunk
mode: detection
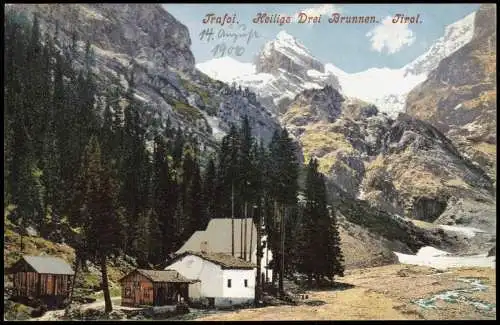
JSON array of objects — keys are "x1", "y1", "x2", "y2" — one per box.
[
  {"x1": 249, "y1": 209, "x2": 253, "y2": 263},
  {"x1": 231, "y1": 182, "x2": 235, "y2": 257},
  {"x1": 100, "y1": 255, "x2": 113, "y2": 313},
  {"x1": 279, "y1": 205, "x2": 285, "y2": 296},
  {"x1": 240, "y1": 207, "x2": 244, "y2": 259},
  {"x1": 69, "y1": 252, "x2": 80, "y2": 305},
  {"x1": 272, "y1": 200, "x2": 278, "y2": 294},
  {"x1": 244, "y1": 202, "x2": 248, "y2": 261},
  {"x1": 255, "y1": 203, "x2": 262, "y2": 304}
]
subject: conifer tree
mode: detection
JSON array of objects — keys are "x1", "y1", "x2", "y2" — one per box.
[
  {"x1": 189, "y1": 158, "x2": 204, "y2": 232},
  {"x1": 297, "y1": 158, "x2": 322, "y2": 285},
  {"x1": 325, "y1": 207, "x2": 345, "y2": 280},
  {"x1": 79, "y1": 136, "x2": 125, "y2": 313},
  {"x1": 152, "y1": 135, "x2": 176, "y2": 258},
  {"x1": 202, "y1": 158, "x2": 217, "y2": 229}
]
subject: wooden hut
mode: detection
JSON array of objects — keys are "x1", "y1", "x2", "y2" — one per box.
[
  {"x1": 7, "y1": 255, "x2": 75, "y2": 307},
  {"x1": 118, "y1": 269, "x2": 197, "y2": 307}
]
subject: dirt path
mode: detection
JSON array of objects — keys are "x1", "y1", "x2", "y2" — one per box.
[{"x1": 33, "y1": 297, "x2": 129, "y2": 321}]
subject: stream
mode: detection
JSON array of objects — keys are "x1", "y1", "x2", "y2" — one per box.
[{"x1": 413, "y1": 278, "x2": 496, "y2": 313}]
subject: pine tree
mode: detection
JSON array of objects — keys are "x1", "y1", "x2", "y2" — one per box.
[
  {"x1": 79, "y1": 136, "x2": 125, "y2": 313},
  {"x1": 100, "y1": 93, "x2": 114, "y2": 161},
  {"x1": 267, "y1": 127, "x2": 299, "y2": 294},
  {"x1": 312, "y1": 171, "x2": 330, "y2": 285},
  {"x1": 296, "y1": 159, "x2": 344, "y2": 286},
  {"x1": 148, "y1": 209, "x2": 164, "y2": 266},
  {"x1": 172, "y1": 128, "x2": 185, "y2": 170},
  {"x1": 180, "y1": 146, "x2": 195, "y2": 240},
  {"x1": 27, "y1": 12, "x2": 46, "y2": 158},
  {"x1": 133, "y1": 211, "x2": 151, "y2": 267},
  {"x1": 152, "y1": 135, "x2": 176, "y2": 259},
  {"x1": 325, "y1": 207, "x2": 345, "y2": 281},
  {"x1": 238, "y1": 116, "x2": 254, "y2": 260},
  {"x1": 202, "y1": 158, "x2": 217, "y2": 229},
  {"x1": 297, "y1": 158, "x2": 322, "y2": 285},
  {"x1": 189, "y1": 158, "x2": 204, "y2": 232},
  {"x1": 216, "y1": 135, "x2": 232, "y2": 219},
  {"x1": 120, "y1": 74, "x2": 149, "y2": 254}
]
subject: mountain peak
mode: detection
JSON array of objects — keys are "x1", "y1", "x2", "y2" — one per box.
[
  {"x1": 256, "y1": 30, "x2": 324, "y2": 76},
  {"x1": 276, "y1": 30, "x2": 295, "y2": 42},
  {"x1": 403, "y1": 11, "x2": 475, "y2": 77}
]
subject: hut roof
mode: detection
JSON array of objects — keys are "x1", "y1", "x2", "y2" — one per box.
[
  {"x1": 10, "y1": 255, "x2": 75, "y2": 275},
  {"x1": 170, "y1": 251, "x2": 256, "y2": 270},
  {"x1": 119, "y1": 269, "x2": 197, "y2": 284}
]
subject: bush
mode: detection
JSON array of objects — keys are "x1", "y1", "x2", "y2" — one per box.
[{"x1": 3, "y1": 300, "x2": 34, "y2": 320}]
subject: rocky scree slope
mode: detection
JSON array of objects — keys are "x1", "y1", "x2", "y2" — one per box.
[
  {"x1": 10, "y1": 3, "x2": 280, "y2": 149},
  {"x1": 406, "y1": 4, "x2": 497, "y2": 185},
  {"x1": 282, "y1": 85, "x2": 496, "y2": 255}
]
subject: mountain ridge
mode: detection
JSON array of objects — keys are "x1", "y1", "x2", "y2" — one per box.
[{"x1": 197, "y1": 11, "x2": 477, "y2": 117}]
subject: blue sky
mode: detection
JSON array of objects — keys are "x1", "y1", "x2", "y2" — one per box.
[{"x1": 165, "y1": 4, "x2": 479, "y2": 73}]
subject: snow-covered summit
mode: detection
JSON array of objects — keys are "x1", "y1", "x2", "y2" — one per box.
[
  {"x1": 256, "y1": 30, "x2": 325, "y2": 75},
  {"x1": 276, "y1": 30, "x2": 294, "y2": 42},
  {"x1": 403, "y1": 11, "x2": 476, "y2": 76},
  {"x1": 196, "y1": 10, "x2": 476, "y2": 116}
]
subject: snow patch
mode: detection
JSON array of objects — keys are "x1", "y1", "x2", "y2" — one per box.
[
  {"x1": 196, "y1": 57, "x2": 255, "y2": 83},
  {"x1": 134, "y1": 93, "x2": 148, "y2": 102},
  {"x1": 201, "y1": 111, "x2": 226, "y2": 141},
  {"x1": 395, "y1": 246, "x2": 495, "y2": 270}
]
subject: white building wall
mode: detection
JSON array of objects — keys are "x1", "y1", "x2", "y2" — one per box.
[
  {"x1": 188, "y1": 281, "x2": 201, "y2": 299},
  {"x1": 219, "y1": 268, "x2": 256, "y2": 306},
  {"x1": 166, "y1": 255, "x2": 223, "y2": 299}
]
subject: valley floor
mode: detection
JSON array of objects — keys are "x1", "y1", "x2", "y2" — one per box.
[{"x1": 195, "y1": 264, "x2": 496, "y2": 321}]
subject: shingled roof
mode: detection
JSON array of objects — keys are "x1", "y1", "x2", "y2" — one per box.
[
  {"x1": 9, "y1": 255, "x2": 75, "y2": 275},
  {"x1": 119, "y1": 269, "x2": 197, "y2": 283},
  {"x1": 171, "y1": 251, "x2": 256, "y2": 270}
]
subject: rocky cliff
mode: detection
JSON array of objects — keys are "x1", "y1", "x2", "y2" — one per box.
[
  {"x1": 9, "y1": 4, "x2": 280, "y2": 149},
  {"x1": 282, "y1": 84, "x2": 496, "y2": 255},
  {"x1": 406, "y1": 4, "x2": 496, "y2": 184}
]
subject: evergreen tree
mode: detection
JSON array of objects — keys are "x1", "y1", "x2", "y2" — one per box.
[
  {"x1": 148, "y1": 209, "x2": 164, "y2": 266},
  {"x1": 79, "y1": 136, "x2": 125, "y2": 313},
  {"x1": 325, "y1": 207, "x2": 345, "y2": 281},
  {"x1": 267, "y1": 127, "x2": 299, "y2": 293},
  {"x1": 133, "y1": 211, "x2": 151, "y2": 267},
  {"x1": 172, "y1": 128, "x2": 185, "y2": 170},
  {"x1": 202, "y1": 158, "x2": 217, "y2": 229},
  {"x1": 180, "y1": 146, "x2": 195, "y2": 240},
  {"x1": 297, "y1": 158, "x2": 322, "y2": 285},
  {"x1": 100, "y1": 92, "x2": 114, "y2": 161},
  {"x1": 215, "y1": 135, "x2": 232, "y2": 218},
  {"x1": 152, "y1": 135, "x2": 176, "y2": 258},
  {"x1": 120, "y1": 73, "x2": 149, "y2": 254},
  {"x1": 297, "y1": 159, "x2": 344, "y2": 286},
  {"x1": 189, "y1": 158, "x2": 204, "y2": 232}
]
